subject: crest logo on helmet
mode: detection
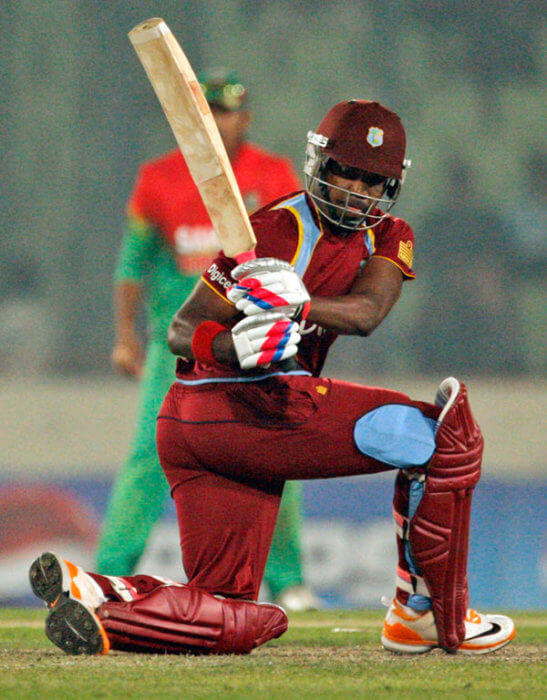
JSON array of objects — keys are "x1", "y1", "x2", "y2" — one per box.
[{"x1": 367, "y1": 127, "x2": 384, "y2": 148}]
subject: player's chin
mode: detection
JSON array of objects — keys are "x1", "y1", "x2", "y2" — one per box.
[
  {"x1": 332, "y1": 201, "x2": 367, "y2": 222},
  {"x1": 334, "y1": 210, "x2": 366, "y2": 232},
  {"x1": 345, "y1": 211, "x2": 367, "y2": 227}
]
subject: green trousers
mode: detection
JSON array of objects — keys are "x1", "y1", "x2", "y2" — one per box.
[{"x1": 95, "y1": 340, "x2": 304, "y2": 597}]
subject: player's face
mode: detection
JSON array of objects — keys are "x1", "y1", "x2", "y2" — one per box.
[
  {"x1": 324, "y1": 162, "x2": 387, "y2": 212},
  {"x1": 305, "y1": 143, "x2": 405, "y2": 231},
  {"x1": 211, "y1": 105, "x2": 250, "y2": 160},
  {"x1": 321, "y1": 160, "x2": 387, "y2": 228}
]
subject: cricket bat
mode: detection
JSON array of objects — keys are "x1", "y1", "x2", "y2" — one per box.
[{"x1": 128, "y1": 18, "x2": 256, "y2": 263}]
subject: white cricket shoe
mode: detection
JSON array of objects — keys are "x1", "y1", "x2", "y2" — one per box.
[
  {"x1": 29, "y1": 551, "x2": 105, "y2": 609},
  {"x1": 381, "y1": 598, "x2": 515, "y2": 655},
  {"x1": 29, "y1": 551, "x2": 110, "y2": 655}
]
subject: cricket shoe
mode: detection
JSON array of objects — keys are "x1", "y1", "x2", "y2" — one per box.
[
  {"x1": 29, "y1": 551, "x2": 105, "y2": 609},
  {"x1": 29, "y1": 551, "x2": 110, "y2": 655},
  {"x1": 45, "y1": 598, "x2": 110, "y2": 655},
  {"x1": 381, "y1": 598, "x2": 515, "y2": 655}
]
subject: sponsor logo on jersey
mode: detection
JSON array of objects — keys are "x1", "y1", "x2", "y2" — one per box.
[
  {"x1": 366, "y1": 127, "x2": 384, "y2": 148},
  {"x1": 174, "y1": 225, "x2": 219, "y2": 274},
  {"x1": 207, "y1": 263, "x2": 233, "y2": 291},
  {"x1": 397, "y1": 239, "x2": 413, "y2": 267}
]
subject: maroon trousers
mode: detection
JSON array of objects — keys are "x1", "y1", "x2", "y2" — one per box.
[
  {"x1": 156, "y1": 374, "x2": 439, "y2": 600},
  {"x1": 87, "y1": 374, "x2": 479, "y2": 654}
]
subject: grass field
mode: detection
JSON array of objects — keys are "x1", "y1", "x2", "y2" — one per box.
[{"x1": 1, "y1": 608, "x2": 545, "y2": 699}]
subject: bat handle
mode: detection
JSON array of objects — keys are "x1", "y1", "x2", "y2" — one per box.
[
  {"x1": 277, "y1": 357, "x2": 298, "y2": 371},
  {"x1": 234, "y1": 250, "x2": 256, "y2": 264}
]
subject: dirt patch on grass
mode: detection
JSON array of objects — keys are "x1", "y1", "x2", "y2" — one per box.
[
  {"x1": 259, "y1": 644, "x2": 545, "y2": 664},
  {"x1": 1, "y1": 643, "x2": 543, "y2": 670}
]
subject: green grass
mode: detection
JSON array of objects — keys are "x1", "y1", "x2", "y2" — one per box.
[{"x1": 0, "y1": 608, "x2": 545, "y2": 699}]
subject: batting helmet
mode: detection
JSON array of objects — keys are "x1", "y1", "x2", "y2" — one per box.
[{"x1": 304, "y1": 99, "x2": 411, "y2": 232}]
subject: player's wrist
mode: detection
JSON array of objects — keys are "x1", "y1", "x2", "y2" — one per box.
[
  {"x1": 191, "y1": 321, "x2": 233, "y2": 367},
  {"x1": 212, "y1": 329, "x2": 238, "y2": 366}
]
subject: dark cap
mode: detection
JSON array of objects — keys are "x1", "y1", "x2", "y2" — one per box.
[
  {"x1": 198, "y1": 68, "x2": 247, "y2": 112},
  {"x1": 317, "y1": 100, "x2": 406, "y2": 179}
]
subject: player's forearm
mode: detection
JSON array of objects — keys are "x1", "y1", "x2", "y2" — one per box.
[
  {"x1": 167, "y1": 314, "x2": 194, "y2": 357},
  {"x1": 306, "y1": 257, "x2": 403, "y2": 336},
  {"x1": 306, "y1": 293, "x2": 394, "y2": 336},
  {"x1": 114, "y1": 281, "x2": 142, "y2": 341}
]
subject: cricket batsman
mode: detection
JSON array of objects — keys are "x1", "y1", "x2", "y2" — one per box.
[
  {"x1": 30, "y1": 99, "x2": 515, "y2": 656},
  {"x1": 95, "y1": 69, "x2": 317, "y2": 611}
]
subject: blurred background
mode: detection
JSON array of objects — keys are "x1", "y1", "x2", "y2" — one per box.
[{"x1": 1, "y1": 1, "x2": 545, "y2": 608}]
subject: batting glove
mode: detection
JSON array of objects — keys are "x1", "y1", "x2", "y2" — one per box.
[
  {"x1": 231, "y1": 311, "x2": 301, "y2": 370},
  {"x1": 227, "y1": 257, "x2": 310, "y2": 321}
]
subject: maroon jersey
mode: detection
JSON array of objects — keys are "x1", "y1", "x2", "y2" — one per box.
[{"x1": 190, "y1": 191, "x2": 415, "y2": 378}]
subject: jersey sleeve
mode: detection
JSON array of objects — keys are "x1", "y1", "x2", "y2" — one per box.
[
  {"x1": 117, "y1": 164, "x2": 165, "y2": 282},
  {"x1": 373, "y1": 217, "x2": 416, "y2": 279},
  {"x1": 114, "y1": 216, "x2": 160, "y2": 283},
  {"x1": 201, "y1": 206, "x2": 301, "y2": 301},
  {"x1": 126, "y1": 164, "x2": 162, "y2": 226}
]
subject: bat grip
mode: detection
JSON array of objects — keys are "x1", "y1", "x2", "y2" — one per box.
[{"x1": 234, "y1": 250, "x2": 256, "y2": 264}]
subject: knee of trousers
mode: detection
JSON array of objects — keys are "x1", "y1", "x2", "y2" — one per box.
[
  {"x1": 97, "y1": 585, "x2": 288, "y2": 655},
  {"x1": 353, "y1": 403, "x2": 438, "y2": 468}
]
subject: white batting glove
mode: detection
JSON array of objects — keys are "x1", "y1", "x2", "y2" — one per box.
[
  {"x1": 231, "y1": 311, "x2": 301, "y2": 370},
  {"x1": 227, "y1": 257, "x2": 310, "y2": 320}
]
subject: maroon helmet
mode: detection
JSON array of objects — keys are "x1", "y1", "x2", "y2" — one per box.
[{"x1": 304, "y1": 99, "x2": 411, "y2": 232}]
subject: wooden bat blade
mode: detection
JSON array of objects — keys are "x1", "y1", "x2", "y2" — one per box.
[{"x1": 128, "y1": 18, "x2": 256, "y2": 260}]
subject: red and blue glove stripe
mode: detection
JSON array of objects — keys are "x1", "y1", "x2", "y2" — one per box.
[
  {"x1": 257, "y1": 320, "x2": 293, "y2": 364},
  {"x1": 232, "y1": 278, "x2": 288, "y2": 311}
]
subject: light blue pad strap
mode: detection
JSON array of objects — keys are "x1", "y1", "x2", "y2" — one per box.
[
  {"x1": 408, "y1": 479, "x2": 425, "y2": 520},
  {"x1": 407, "y1": 592, "x2": 432, "y2": 611},
  {"x1": 404, "y1": 479, "x2": 432, "y2": 610},
  {"x1": 353, "y1": 404, "x2": 437, "y2": 468},
  {"x1": 405, "y1": 480, "x2": 425, "y2": 575}
]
